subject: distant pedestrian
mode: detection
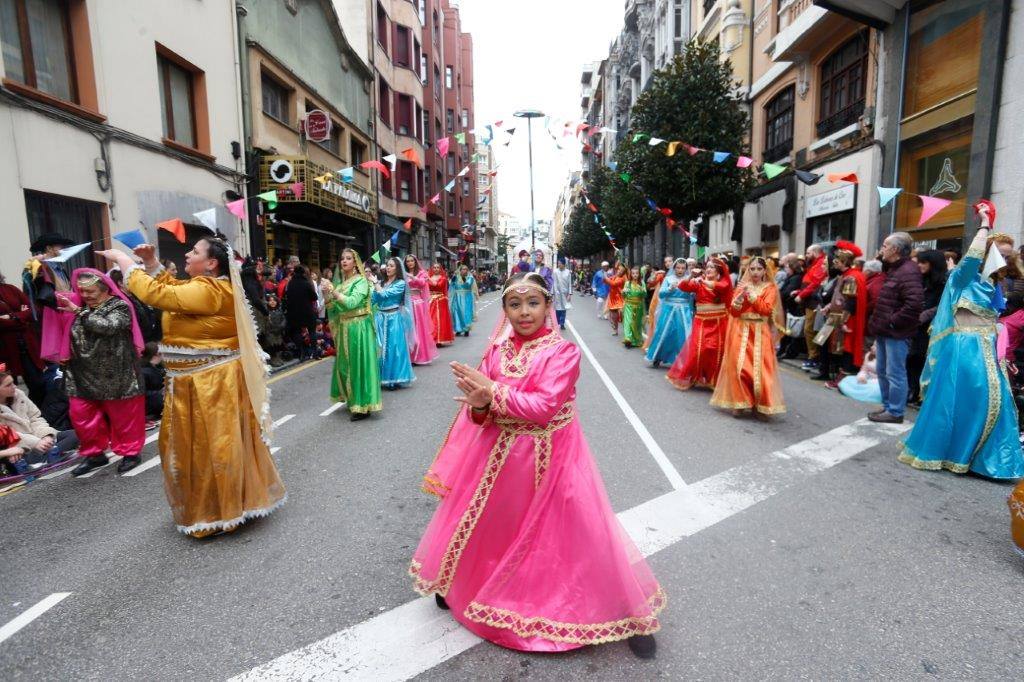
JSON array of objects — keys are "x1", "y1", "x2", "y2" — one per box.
[
  {"x1": 591, "y1": 261, "x2": 609, "y2": 319},
  {"x1": 552, "y1": 257, "x2": 572, "y2": 330}
]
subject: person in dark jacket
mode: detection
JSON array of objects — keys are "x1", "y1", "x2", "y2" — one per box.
[
  {"x1": 778, "y1": 259, "x2": 806, "y2": 359},
  {"x1": 906, "y1": 251, "x2": 948, "y2": 406},
  {"x1": 867, "y1": 232, "x2": 925, "y2": 423},
  {"x1": 284, "y1": 265, "x2": 318, "y2": 361},
  {"x1": 863, "y1": 260, "x2": 885, "y2": 321},
  {"x1": 793, "y1": 244, "x2": 827, "y2": 371},
  {"x1": 140, "y1": 342, "x2": 166, "y2": 427}
]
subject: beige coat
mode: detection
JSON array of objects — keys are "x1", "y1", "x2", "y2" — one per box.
[{"x1": 0, "y1": 388, "x2": 57, "y2": 450}]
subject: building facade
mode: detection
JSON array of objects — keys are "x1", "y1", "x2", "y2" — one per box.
[
  {"x1": 0, "y1": 0, "x2": 247, "y2": 279},
  {"x1": 241, "y1": 0, "x2": 375, "y2": 270}
]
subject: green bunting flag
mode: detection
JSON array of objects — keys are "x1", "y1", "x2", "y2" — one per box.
[
  {"x1": 762, "y1": 163, "x2": 787, "y2": 180},
  {"x1": 632, "y1": 133, "x2": 649, "y2": 143},
  {"x1": 257, "y1": 190, "x2": 279, "y2": 209},
  {"x1": 455, "y1": 132, "x2": 466, "y2": 144},
  {"x1": 619, "y1": 172, "x2": 631, "y2": 183}
]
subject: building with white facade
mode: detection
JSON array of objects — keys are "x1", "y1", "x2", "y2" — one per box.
[{"x1": 0, "y1": 0, "x2": 247, "y2": 279}]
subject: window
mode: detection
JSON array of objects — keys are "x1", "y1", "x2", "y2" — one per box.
[
  {"x1": 446, "y1": 153, "x2": 455, "y2": 175},
  {"x1": 433, "y1": 65, "x2": 441, "y2": 101},
  {"x1": 420, "y1": 53, "x2": 428, "y2": 84},
  {"x1": 434, "y1": 117, "x2": 442, "y2": 142},
  {"x1": 461, "y1": 109, "x2": 468, "y2": 128},
  {"x1": 25, "y1": 190, "x2": 102, "y2": 272},
  {"x1": 445, "y1": 66, "x2": 453, "y2": 89},
  {"x1": 399, "y1": 162, "x2": 414, "y2": 202},
  {"x1": 376, "y1": 3, "x2": 388, "y2": 53},
  {"x1": 764, "y1": 85, "x2": 794, "y2": 162},
  {"x1": 395, "y1": 25, "x2": 411, "y2": 67},
  {"x1": 1, "y1": 0, "x2": 76, "y2": 101},
  {"x1": 413, "y1": 38, "x2": 422, "y2": 76},
  {"x1": 396, "y1": 93, "x2": 412, "y2": 135},
  {"x1": 703, "y1": 0, "x2": 715, "y2": 16},
  {"x1": 422, "y1": 107, "x2": 431, "y2": 144},
  {"x1": 261, "y1": 71, "x2": 289, "y2": 124},
  {"x1": 350, "y1": 137, "x2": 366, "y2": 166},
  {"x1": 378, "y1": 78, "x2": 391, "y2": 126},
  {"x1": 448, "y1": 196, "x2": 455, "y2": 216},
  {"x1": 462, "y1": 178, "x2": 469, "y2": 195},
  {"x1": 417, "y1": 168, "x2": 425, "y2": 203},
  {"x1": 380, "y1": 149, "x2": 393, "y2": 197},
  {"x1": 432, "y1": 10, "x2": 439, "y2": 44},
  {"x1": 415, "y1": 102, "x2": 423, "y2": 141},
  {"x1": 817, "y1": 32, "x2": 868, "y2": 138},
  {"x1": 417, "y1": 0, "x2": 425, "y2": 25},
  {"x1": 446, "y1": 108, "x2": 454, "y2": 133},
  {"x1": 158, "y1": 54, "x2": 196, "y2": 148}
]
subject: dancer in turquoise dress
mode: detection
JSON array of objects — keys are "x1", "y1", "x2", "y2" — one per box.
[
  {"x1": 646, "y1": 258, "x2": 695, "y2": 367},
  {"x1": 900, "y1": 200, "x2": 1024, "y2": 480},
  {"x1": 371, "y1": 257, "x2": 416, "y2": 389},
  {"x1": 449, "y1": 264, "x2": 476, "y2": 337}
]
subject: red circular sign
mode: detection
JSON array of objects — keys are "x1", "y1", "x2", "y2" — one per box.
[{"x1": 304, "y1": 110, "x2": 332, "y2": 142}]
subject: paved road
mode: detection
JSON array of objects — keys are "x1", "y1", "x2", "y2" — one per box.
[{"x1": 2, "y1": 292, "x2": 1021, "y2": 680}]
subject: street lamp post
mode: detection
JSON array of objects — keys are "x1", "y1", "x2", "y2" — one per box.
[{"x1": 514, "y1": 109, "x2": 544, "y2": 253}]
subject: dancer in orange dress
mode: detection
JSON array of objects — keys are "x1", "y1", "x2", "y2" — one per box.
[
  {"x1": 666, "y1": 258, "x2": 732, "y2": 390},
  {"x1": 710, "y1": 256, "x2": 786, "y2": 416},
  {"x1": 428, "y1": 264, "x2": 455, "y2": 346},
  {"x1": 605, "y1": 263, "x2": 627, "y2": 336}
]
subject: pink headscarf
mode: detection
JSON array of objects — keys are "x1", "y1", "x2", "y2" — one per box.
[{"x1": 54, "y1": 268, "x2": 145, "y2": 362}]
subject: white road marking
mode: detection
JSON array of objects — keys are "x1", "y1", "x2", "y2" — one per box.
[
  {"x1": 0, "y1": 593, "x2": 71, "y2": 644},
  {"x1": 272, "y1": 414, "x2": 295, "y2": 428},
  {"x1": 122, "y1": 456, "x2": 161, "y2": 477},
  {"x1": 233, "y1": 418, "x2": 907, "y2": 681},
  {"x1": 319, "y1": 402, "x2": 346, "y2": 416},
  {"x1": 41, "y1": 432, "x2": 162, "y2": 481},
  {"x1": 565, "y1": 319, "x2": 687, "y2": 490},
  {"x1": 270, "y1": 447, "x2": 281, "y2": 454}
]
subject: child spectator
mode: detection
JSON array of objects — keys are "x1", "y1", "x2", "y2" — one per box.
[
  {"x1": 264, "y1": 294, "x2": 287, "y2": 366},
  {"x1": 141, "y1": 342, "x2": 165, "y2": 429}
]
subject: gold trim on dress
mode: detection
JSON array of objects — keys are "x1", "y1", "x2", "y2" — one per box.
[
  {"x1": 499, "y1": 332, "x2": 562, "y2": 378},
  {"x1": 897, "y1": 444, "x2": 970, "y2": 474},
  {"x1": 462, "y1": 588, "x2": 666, "y2": 646}
]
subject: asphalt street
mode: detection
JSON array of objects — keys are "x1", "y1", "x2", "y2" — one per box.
[{"x1": 2, "y1": 291, "x2": 1023, "y2": 680}]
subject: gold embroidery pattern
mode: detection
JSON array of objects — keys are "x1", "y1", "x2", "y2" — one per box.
[
  {"x1": 897, "y1": 444, "x2": 970, "y2": 474},
  {"x1": 753, "y1": 322, "x2": 763, "y2": 404},
  {"x1": 411, "y1": 400, "x2": 576, "y2": 596},
  {"x1": 499, "y1": 333, "x2": 563, "y2": 378},
  {"x1": 973, "y1": 339, "x2": 1001, "y2": 461},
  {"x1": 736, "y1": 323, "x2": 750, "y2": 376},
  {"x1": 463, "y1": 588, "x2": 666, "y2": 646}
]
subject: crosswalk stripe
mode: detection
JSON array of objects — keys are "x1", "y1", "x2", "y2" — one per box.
[{"x1": 319, "y1": 402, "x2": 346, "y2": 416}]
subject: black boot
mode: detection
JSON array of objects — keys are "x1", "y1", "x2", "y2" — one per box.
[
  {"x1": 628, "y1": 634, "x2": 657, "y2": 659},
  {"x1": 116, "y1": 456, "x2": 141, "y2": 474},
  {"x1": 71, "y1": 456, "x2": 109, "y2": 477},
  {"x1": 435, "y1": 594, "x2": 450, "y2": 610},
  {"x1": 350, "y1": 411, "x2": 369, "y2": 422}
]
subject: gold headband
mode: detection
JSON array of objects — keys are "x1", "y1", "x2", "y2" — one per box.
[
  {"x1": 501, "y1": 280, "x2": 550, "y2": 298},
  {"x1": 76, "y1": 274, "x2": 102, "y2": 288}
]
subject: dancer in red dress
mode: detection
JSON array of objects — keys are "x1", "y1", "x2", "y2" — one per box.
[
  {"x1": 428, "y1": 264, "x2": 455, "y2": 346},
  {"x1": 666, "y1": 258, "x2": 732, "y2": 390}
]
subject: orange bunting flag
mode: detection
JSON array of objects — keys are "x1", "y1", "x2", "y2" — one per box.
[
  {"x1": 827, "y1": 172, "x2": 859, "y2": 184},
  {"x1": 666, "y1": 141, "x2": 682, "y2": 156},
  {"x1": 156, "y1": 218, "x2": 186, "y2": 243},
  {"x1": 666, "y1": 218, "x2": 676, "y2": 230},
  {"x1": 403, "y1": 218, "x2": 413, "y2": 230},
  {"x1": 401, "y1": 148, "x2": 421, "y2": 166},
  {"x1": 488, "y1": 170, "x2": 498, "y2": 177},
  {"x1": 360, "y1": 160, "x2": 391, "y2": 178}
]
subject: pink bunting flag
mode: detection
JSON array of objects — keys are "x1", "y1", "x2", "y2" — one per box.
[
  {"x1": 684, "y1": 144, "x2": 701, "y2": 156},
  {"x1": 360, "y1": 160, "x2": 391, "y2": 179},
  {"x1": 290, "y1": 182, "x2": 304, "y2": 199},
  {"x1": 736, "y1": 156, "x2": 754, "y2": 168},
  {"x1": 917, "y1": 195, "x2": 953, "y2": 227},
  {"x1": 226, "y1": 198, "x2": 247, "y2": 220},
  {"x1": 429, "y1": 193, "x2": 441, "y2": 205},
  {"x1": 436, "y1": 136, "x2": 450, "y2": 158}
]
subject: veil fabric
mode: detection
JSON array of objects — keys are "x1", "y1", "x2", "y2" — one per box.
[
  {"x1": 734, "y1": 256, "x2": 785, "y2": 339},
  {"x1": 389, "y1": 256, "x2": 418, "y2": 352},
  {"x1": 227, "y1": 247, "x2": 274, "y2": 443},
  {"x1": 56, "y1": 268, "x2": 146, "y2": 362}
]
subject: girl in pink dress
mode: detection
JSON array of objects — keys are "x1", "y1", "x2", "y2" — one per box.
[
  {"x1": 411, "y1": 271, "x2": 664, "y2": 658},
  {"x1": 404, "y1": 255, "x2": 439, "y2": 365}
]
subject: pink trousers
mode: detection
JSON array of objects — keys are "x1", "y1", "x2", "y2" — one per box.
[{"x1": 69, "y1": 395, "x2": 145, "y2": 458}]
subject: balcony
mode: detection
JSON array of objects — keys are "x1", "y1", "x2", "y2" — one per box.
[
  {"x1": 812, "y1": 0, "x2": 907, "y2": 29},
  {"x1": 771, "y1": 2, "x2": 832, "y2": 61},
  {"x1": 816, "y1": 100, "x2": 864, "y2": 139},
  {"x1": 762, "y1": 140, "x2": 793, "y2": 164}
]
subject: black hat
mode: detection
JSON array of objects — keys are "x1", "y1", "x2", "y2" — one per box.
[{"x1": 30, "y1": 232, "x2": 76, "y2": 254}]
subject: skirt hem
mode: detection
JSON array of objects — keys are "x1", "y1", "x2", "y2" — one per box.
[{"x1": 176, "y1": 493, "x2": 286, "y2": 535}]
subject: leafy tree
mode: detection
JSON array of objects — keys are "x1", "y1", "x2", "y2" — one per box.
[{"x1": 615, "y1": 39, "x2": 755, "y2": 245}]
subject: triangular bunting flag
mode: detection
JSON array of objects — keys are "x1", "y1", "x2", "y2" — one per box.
[
  {"x1": 666, "y1": 141, "x2": 682, "y2": 157},
  {"x1": 454, "y1": 132, "x2": 466, "y2": 144},
  {"x1": 226, "y1": 198, "x2": 247, "y2": 219},
  {"x1": 762, "y1": 163, "x2": 787, "y2": 180},
  {"x1": 256, "y1": 190, "x2": 279, "y2": 209},
  {"x1": 645, "y1": 198, "x2": 658, "y2": 211},
  {"x1": 648, "y1": 137, "x2": 665, "y2": 146},
  {"x1": 917, "y1": 195, "x2": 952, "y2": 227},
  {"x1": 876, "y1": 186, "x2": 902, "y2": 208},
  {"x1": 619, "y1": 172, "x2": 631, "y2": 183},
  {"x1": 607, "y1": 161, "x2": 618, "y2": 171},
  {"x1": 289, "y1": 182, "x2": 304, "y2": 199},
  {"x1": 736, "y1": 156, "x2": 754, "y2": 168},
  {"x1": 403, "y1": 218, "x2": 413, "y2": 230},
  {"x1": 44, "y1": 242, "x2": 90, "y2": 263},
  {"x1": 360, "y1": 160, "x2": 390, "y2": 179},
  {"x1": 192, "y1": 208, "x2": 218, "y2": 232},
  {"x1": 429, "y1": 193, "x2": 441, "y2": 205},
  {"x1": 339, "y1": 167, "x2": 355, "y2": 183},
  {"x1": 827, "y1": 172, "x2": 859, "y2": 184},
  {"x1": 156, "y1": 218, "x2": 187, "y2": 243},
  {"x1": 436, "y1": 137, "x2": 450, "y2": 158},
  {"x1": 794, "y1": 170, "x2": 821, "y2": 185},
  {"x1": 632, "y1": 133, "x2": 649, "y2": 143},
  {"x1": 684, "y1": 144, "x2": 701, "y2": 156},
  {"x1": 712, "y1": 151, "x2": 730, "y2": 164},
  {"x1": 401, "y1": 148, "x2": 421, "y2": 165},
  {"x1": 382, "y1": 154, "x2": 398, "y2": 171},
  {"x1": 659, "y1": 208, "x2": 673, "y2": 217},
  {"x1": 113, "y1": 229, "x2": 147, "y2": 249},
  {"x1": 457, "y1": 166, "x2": 470, "y2": 177},
  {"x1": 600, "y1": 127, "x2": 617, "y2": 134},
  {"x1": 444, "y1": 179, "x2": 456, "y2": 192}
]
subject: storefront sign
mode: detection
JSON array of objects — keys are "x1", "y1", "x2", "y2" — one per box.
[
  {"x1": 805, "y1": 185, "x2": 855, "y2": 219},
  {"x1": 259, "y1": 156, "x2": 376, "y2": 223},
  {"x1": 304, "y1": 110, "x2": 331, "y2": 143}
]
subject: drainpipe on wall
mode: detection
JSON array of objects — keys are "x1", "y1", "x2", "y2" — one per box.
[{"x1": 233, "y1": 1, "x2": 252, "y2": 254}]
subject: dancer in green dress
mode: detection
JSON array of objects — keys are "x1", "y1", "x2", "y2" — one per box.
[
  {"x1": 622, "y1": 266, "x2": 647, "y2": 348},
  {"x1": 327, "y1": 248, "x2": 381, "y2": 421}
]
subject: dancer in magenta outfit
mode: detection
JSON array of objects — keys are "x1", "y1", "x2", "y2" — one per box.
[
  {"x1": 404, "y1": 255, "x2": 439, "y2": 365},
  {"x1": 411, "y1": 271, "x2": 663, "y2": 659}
]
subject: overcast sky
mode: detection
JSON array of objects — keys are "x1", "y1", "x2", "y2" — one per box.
[{"x1": 457, "y1": 0, "x2": 625, "y2": 230}]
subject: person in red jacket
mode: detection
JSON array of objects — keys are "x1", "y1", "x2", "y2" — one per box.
[{"x1": 791, "y1": 244, "x2": 827, "y2": 371}]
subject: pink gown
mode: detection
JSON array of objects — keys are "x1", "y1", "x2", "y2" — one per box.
[
  {"x1": 407, "y1": 270, "x2": 439, "y2": 365},
  {"x1": 411, "y1": 329, "x2": 665, "y2": 651}
]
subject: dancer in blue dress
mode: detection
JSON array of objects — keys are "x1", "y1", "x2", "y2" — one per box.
[
  {"x1": 371, "y1": 257, "x2": 416, "y2": 390},
  {"x1": 900, "y1": 200, "x2": 1024, "y2": 480},
  {"x1": 646, "y1": 259, "x2": 695, "y2": 368},
  {"x1": 449, "y1": 264, "x2": 476, "y2": 337}
]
